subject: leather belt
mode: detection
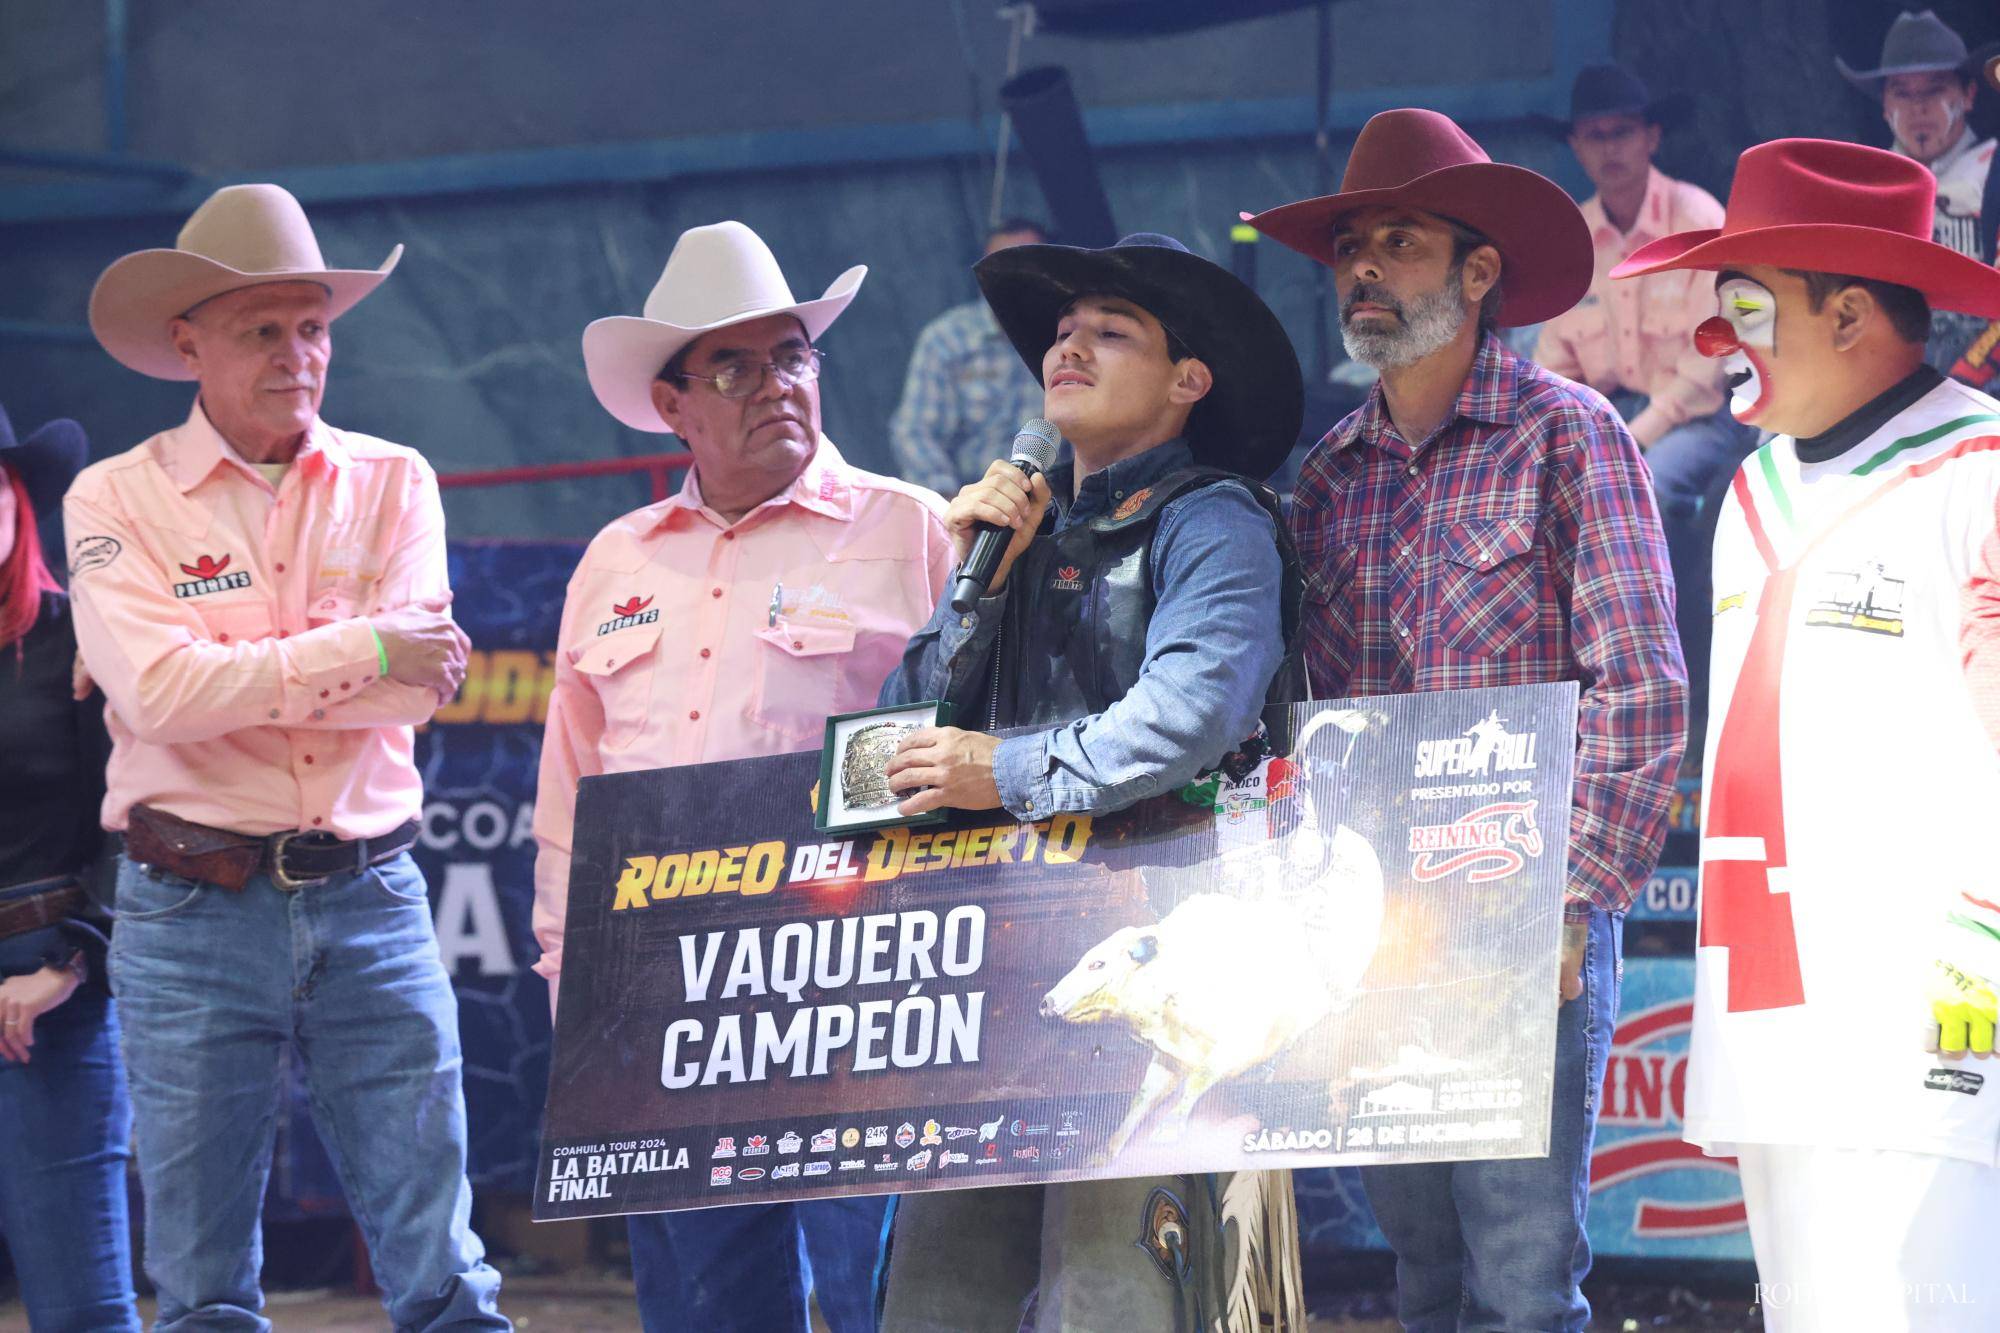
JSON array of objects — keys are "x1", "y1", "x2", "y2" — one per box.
[
  {"x1": 0, "y1": 877, "x2": 86, "y2": 942},
  {"x1": 125, "y1": 804, "x2": 420, "y2": 893}
]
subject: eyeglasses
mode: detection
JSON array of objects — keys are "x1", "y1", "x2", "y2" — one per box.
[{"x1": 674, "y1": 348, "x2": 825, "y2": 399}]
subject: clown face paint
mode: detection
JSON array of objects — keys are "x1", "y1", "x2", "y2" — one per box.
[{"x1": 1700, "y1": 277, "x2": 1777, "y2": 422}]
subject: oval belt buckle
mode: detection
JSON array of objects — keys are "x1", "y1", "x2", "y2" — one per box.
[{"x1": 268, "y1": 831, "x2": 311, "y2": 893}]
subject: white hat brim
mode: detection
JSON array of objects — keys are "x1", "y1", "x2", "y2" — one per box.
[
  {"x1": 89, "y1": 245, "x2": 403, "y2": 380},
  {"x1": 582, "y1": 265, "x2": 866, "y2": 432}
]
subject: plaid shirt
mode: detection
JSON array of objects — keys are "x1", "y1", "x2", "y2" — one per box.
[
  {"x1": 1291, "y1": 333, "x2": 1686, "y2": 918},
  {"x1": 889, "y1": 301, "x2": 1046, "y2": 495}
]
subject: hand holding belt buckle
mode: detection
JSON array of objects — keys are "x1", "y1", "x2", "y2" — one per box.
[{"x1": 841, "y1": 721, "x2": 918, "y2": 810}]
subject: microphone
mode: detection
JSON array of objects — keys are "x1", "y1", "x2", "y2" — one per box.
[{"x1": 950, "y1": 418, "x2": 1062, "y2": 613}]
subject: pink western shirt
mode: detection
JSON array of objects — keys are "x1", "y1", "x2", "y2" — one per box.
[
  {"x1": 530, "y1": 438, "x2": 951, "y2": 984},
  {"x1": 1533, "y1": 166, "x2": 1729, "y2": 445},
  {"x1": 64, "y1": 401, "x2": 450, "y2": 840}
]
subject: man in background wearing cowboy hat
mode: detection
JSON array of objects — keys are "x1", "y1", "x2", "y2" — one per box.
[
  {"x1": 875, "y1": 231, "x2": 1307, "y2": 1332},
  {"x1": 64, "y1": 183, "x2": 505, "y2": 1331},
  {"x1": 1613, "y1": 137, "x2": 2000, "y2": 1330},
  {"x1": 1839, "y1": 9, "x2": 1997, "y2": 381},
  {"x1": 1250, "y1": 108, "x2": 1685, "y2": 1331},
  {"x1": 532, "y1": 219, "x2": 950, "y2": 1333},
  {"x1": 1947, "y1": 39, "x2": 2000, "y2": 395},
  {"x1": 1533, "y1": 63, "x2": 1747, "y2": 767}
]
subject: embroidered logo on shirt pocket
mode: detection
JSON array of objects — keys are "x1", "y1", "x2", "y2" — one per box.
[
  {"x1": 572, "y1": 622, "x2": 664, "y2": 750},
  {"x1": 749, "y1": 620, "x2": 858, "y2": 750},
  {"x1": 1436, "y1": 517, "x2": 1541, "y2": 657}
]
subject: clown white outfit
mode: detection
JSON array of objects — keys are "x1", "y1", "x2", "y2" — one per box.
[{"x1": 1616, "y1": 139, "x2": 2000, "y2": 1332}]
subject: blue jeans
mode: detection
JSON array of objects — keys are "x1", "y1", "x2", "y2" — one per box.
[
  {"x1": 110, "y1": 853, "x2": 507, "y2": 1333},
  {"x1": 629, "y1": 1197, "x2": 890, "y2": 1333},
  {"x1": 1614, "y1": 394, "x2": 1756, "y2": 760},
  {"x1": 1359, "y1": 908, "x2": 1621, "y2": 1332},
  {"x1": 0, "y1": 958, "x2": 140, "y2": 1333}
]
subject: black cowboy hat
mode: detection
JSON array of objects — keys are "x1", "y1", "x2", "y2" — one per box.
[
  {"x1": 0, "y1": 403, "x2": 87, "y2": 520},
  {"x1": 974, "y1": 232, "x2": 1303, "y2": 481},
  {"x1": 1532, "y1": 63, "x2": 1693, "y2": 137}
]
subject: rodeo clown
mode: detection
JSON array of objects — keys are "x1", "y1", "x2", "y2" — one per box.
[
  {"x1": 1612, "y1": 138, "x2": 2000, "y2": 1330},
  {"x1": 874, "y1": 233, "x2": 1307, "y2": 1331}
]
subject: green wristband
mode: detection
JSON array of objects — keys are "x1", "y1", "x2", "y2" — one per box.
[{"x1": 369, "y1": 624, "x2": 391, "y2": 678}]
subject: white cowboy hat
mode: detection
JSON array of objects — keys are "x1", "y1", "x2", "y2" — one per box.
[
  {"x1": 583, "y1": 220, "x2": 865, "y2": 432},
  {"x1": 89, "y1": 183, "x2": 402, "y2": 380}
]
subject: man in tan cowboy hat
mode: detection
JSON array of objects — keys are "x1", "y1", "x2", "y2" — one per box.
[
  {"x1": 1613, "y1": 136, "x2": 2000, "y2": 1331},
  {"x1": 65, "y1": 183, "x2": 506, "y2": 1331},
  {"x1": 1248, "y1": 108, "x2": 1686, "y2": 1331},
  {"x1": 532, "y1": 219, "x2": 951, "y2": 1333},
  {"x1": 1838, "y1": 9, "x2": 1996, "y2": 380}
]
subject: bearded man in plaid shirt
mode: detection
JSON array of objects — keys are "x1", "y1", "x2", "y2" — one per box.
[{"x1": 1249, "y1": 109, "x2": 1685, "y2": 1332}]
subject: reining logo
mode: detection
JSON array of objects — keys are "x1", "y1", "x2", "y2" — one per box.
[
  {"x1": 598, "y1": 594, "x2": 660, "y2": 636},
  {"x1": 174, "y1": 552, "x2": 252, "y2": 599},
  {"x1": 1407, "y1": 800, "x2": 1544, "y2": 883},
  {"x1": 1050, "y1": 564, "x2": 1086, "y2": 592},
  {"x1": 1591, "y1": 998, "x2": 1745, "y2": 1239}
]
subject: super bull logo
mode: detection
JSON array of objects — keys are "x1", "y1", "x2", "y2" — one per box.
[{"x1": 1414, "y1": 710, "x2": 1538, "y2": 779}]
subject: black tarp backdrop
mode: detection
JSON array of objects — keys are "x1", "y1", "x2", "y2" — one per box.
[{"x1": 2, "y1": 0, "x2": 1994, "y2": 543}]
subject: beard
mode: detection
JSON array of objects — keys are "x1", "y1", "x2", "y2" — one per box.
[{"x1": 1340, "y1": 269, "x2": 1472, "y2": 370}]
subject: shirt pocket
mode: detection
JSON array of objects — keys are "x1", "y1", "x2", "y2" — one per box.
[
  {"x1": 572, "y1": 623, "x2": 663, "y2": 751},
  {"x1": 1435, "y1": 516, "x2": 1542, "y2": 657},
  {"x1": 192, "y1": 601, "x2": 275, "y2": 646},
  {"x1": 1298, "y1": 540, "x2": 1360, "y2": 690},
  {"x1": 749, "y1": 620, "x2": 858, "y2": 751},
  {"x1": 305, "y1": 588, "x2": 360, "y2": 628}
]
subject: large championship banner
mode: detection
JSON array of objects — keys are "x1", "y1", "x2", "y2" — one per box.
[{"x1": 536, "y1": 683, "x2": 1577, "y2": 1219}]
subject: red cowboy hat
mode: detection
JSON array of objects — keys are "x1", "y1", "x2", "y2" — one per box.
[
  {"x1": 1242, "y1": 108, "x2": 1593, "y2": 327},
  {"x1": 1611, "y1": 138, "x2": 2000, "y2": 318}
]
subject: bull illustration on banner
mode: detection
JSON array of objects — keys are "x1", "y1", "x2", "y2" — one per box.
[{"x1": 1042, "y1": 708, "x2": 1387, "y2": 1157}]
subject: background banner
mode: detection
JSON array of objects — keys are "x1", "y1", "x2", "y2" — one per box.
[{"x1": 537, "y1": 684, "x2": 1578, "y2": 1220}]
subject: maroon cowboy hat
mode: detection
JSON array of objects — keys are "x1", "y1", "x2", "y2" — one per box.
[
  {"x1": 1243, "y1": 108, "x2": 1593, "y2": 327},
  {"x1": 1611, "y1": 138, "x2": 2000, "y2": 318}
]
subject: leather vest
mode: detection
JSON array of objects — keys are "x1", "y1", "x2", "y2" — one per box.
[{"x1": 981, "y1": 466, "x2": 1304, "y2": 730}]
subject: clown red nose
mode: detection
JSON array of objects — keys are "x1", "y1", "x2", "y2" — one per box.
[{"x1": 1693, "y1": 315, "x2": 1740, "y2": 359}]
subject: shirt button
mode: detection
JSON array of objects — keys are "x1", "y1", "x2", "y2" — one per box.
[
  {"x1": 1024, "y1": 797, "x2": 1035, "y2": 812},
  {"x1": 723, "y1": 532, "x2": 736, "y2": 541},
  {"x1": 320, "y1": 689, "x2": 330, "y2": 699},
  {"x1": 792, "y1": 640, "x2": 804, "y2": 650},
  {"x1": 278, "y1": 630, "x2": 288, "y2": 638},
  {"x1": 312, "y1": 817, "x2": 323, "y2": 827},
  {"x1": 340, "y1": 681, "x2": 351, "y2": 691},
  {"x1": 699, "y1": 648, "x2": 711, "y2": 659},
  {"x1": 304, "y1": 754, "x2": 315, "y2": 765},
  {"x1": 219, "y1": 633, "x2": 231, "y2": 643},
  {"x1": 689, "y1": 709, "x2": 701, "y2": 721},
  {"x1": 313, "y1": 709, "x2": 326, "y2": 720},
  {"x1": 1406, "y1": 465, "x2": 1419, "y2": 477},
  {"x1": 268, "y1": 708, "x2": 280, "y2": 719},
  {"x1": 275, "y1": 562, "x2": 286, "y2": 573},
  {"x1": 1399, "y1": 626, "x2": 1411, "y2": 639},
  {"x1": 606, "y1": 658, "x2": 616, "y2": 668},
  {"x1": 1399, "y1": 545, "x2": 1412, "y2": 559},
  {"x1": 711, "y1": 588, "x2": 723, "y2": 599},
  {"x1": 959, "y1": 617, "x2": 974, "y2": 630}
]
